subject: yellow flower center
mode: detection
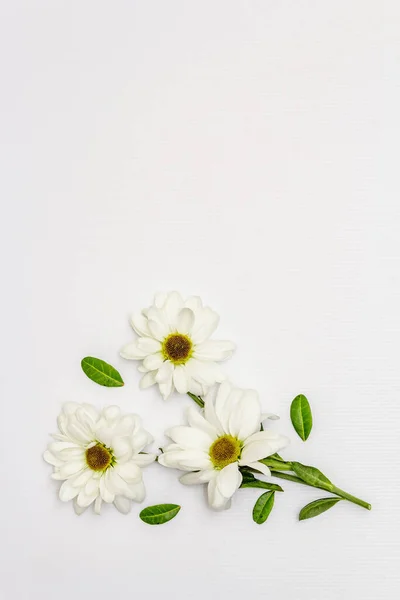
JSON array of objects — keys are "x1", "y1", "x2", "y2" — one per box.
[
  {"x1": 209, "y1": 435, "x2": 241, "y2": 469},
  {"x1": 162, "y1": 333, "x2": 193, "y2": 364},
  {"x1": 85, "y1": 443, "x2": 113, "y2": 471}
]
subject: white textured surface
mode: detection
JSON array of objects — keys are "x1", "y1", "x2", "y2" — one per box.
[{"x1": 1, "y1": 1, "x2": 399, "y2": 599}]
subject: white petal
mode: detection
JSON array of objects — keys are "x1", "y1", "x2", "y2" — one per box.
[
  {"x1": 187, "y1": 359, "x2": 225, "y2": 386},
  {"x1": 216, "y1": 463, "x2": 242, "y2": 498},
  {"x1": 58, "y1": 460, "x2": 85, "y2": 479},
  {"x1": 173, "y1": 365, "x2": 190, "y2": 394},
  {"x1": 43, "y1": 450, "x2": 63, "y2": 467},
  {"x1": 125, "y1": 480, "x2": 146, "y2": 502},
  {"x1": 176, "y1": 308, "x2": 195, "y2": 334},
  {"x1": 155, "y1": 360, "x2": 174, "y2": 383},
  {"x1": 72, "y1": 469, "x2": 94, "y2": 488},
  {"x1": 114, "y1": 495, "x2": 132, "y2": 514},
  {"x1": 73, "y1": 498, "x2": 87, "y2": 516},
  {"x1": 130, "y1": 312, "x2": 150, "y2": 337},
  {"x1": 85, "y1": 477, "x2": 100, "y2": 496},
  {"x1": 243, "y1": 430, "x2": 284, "y2": 445},
  {"x1": 103, "y1": 406, "x2": 121, "y2": 423},
  {"x1": 112, "y1": 438, "x2": 133, "y2": 461},
  {"x1": 194, "y1": 340, "x2": 236, "y2": 361},
  {"x1": 191, "y1": 308, "x2": 220, "y2": 343},
  {"x1": 226, "y1": 389, "x2": 246, "y2": 435},
  {"x1": 95, "y1": 427, "x2": 113, "y2": 447},
  {"x1": 120, "y1": 341, "x2": 148, "y2": 360},
  {"x1": 241, "y1": 435, "x2": 289, "y2": 463},
  {"x1": 159, "y1": 450, "x2": 212, "y2": 471},
  {"x1": 77, "y1": 489, "x2": 98, "y2": 508},
  {"x1": 65, "y1": 423, "x2": 92, "y2": 445},
  {"x1": 186, "y1": 405, "x2": 219, "y2": 440},
  {"x1": 115, "y1": 461, "x2": 142, "y2": 483},
  {"x1": 143, "y1": 353, "x2": 164, "y2": 371},
  {"x1": 203, "y1": 388, "x2": 224, "y2": 433},
  {"x1": 147, "y1": 307, "x2": 170, "y2": 340},
  {"x1": 158, "y1": 378, "x2": 174, "y2": 400},
  {"x1": 180, "y1": 470, "x2": 216, "y2": 485},
  {"x1": 75, "y1": 407, "x2": 97, "y2": 430},
  {"x1": 62, "y1": 402, "x2": 80, "y2": 416},
  {"x1": 138, "y1": 337, "x2": 162, "y2": 354},
  {"x1": 207, "y1": 477, "x2": 231, "y2": 510},
  {"x1": 107, "y1": 468, "x2": 130, "y2": 494},
  {"x1": 94, "y1": 495, "x2": 102, "y2": 514},
  {"x1": 184, "y1": 296, "x2": 203, "y2": 312},
  {"x1": 115, "y1": 415, "x2": 136, "y2": 436},
  {"x1": 59, "y1": 479, "x2": 80, "y2": 502},
  {"x1": 139, "y1": 371, "x2": 157, "y2": 389},
  {"x1": 154, "y1": 291, "x2": 168, "y2": 308},
  {"x1": 132, "y1": 452, "x2": 157, "y2": 467},
  {"x1": 214, "y1": 380, "x2": 234, "y2": 419},
  {"x1": 188, "y1": 378, "x2": 206, "y2": 396},
  {"x1": 166, "y1": 426, "x2": 213, "y2": 451},
  {"x1": 130, "y1": 429, "x2": 152, "y2": 454},
  {"x1": 163, "y1": 291, "x2": 184, "y2": 325},
  {"x1": 240, "y1": 461, "x2": 271, "y2": 477},
  {"x1": 100, "y1": 473, "x2": 115, "y2": 503},
  {"x1": 58, "y1": 447, "x2": 85, "y2": 461},
  {"x1": 236, "y1": 390, "x2": 262, "y2": 440},
  {"x1": 48, "y1": 441, "x2": 80, "y2": 454},
  {"x1": 157, "y1": 453, "x2": 173, "y2": 468}
]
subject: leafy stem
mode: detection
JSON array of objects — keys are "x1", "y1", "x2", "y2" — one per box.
[
  {"x1": 269, "y1": 460, "x2": 371, "y2": 510},
  {"x1": 260, "y1": 457, "x2": 293, "y2": 471}
]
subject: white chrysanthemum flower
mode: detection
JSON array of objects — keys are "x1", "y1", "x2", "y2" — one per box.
[
  {"x1": 158, "y1": 382, "x2": 289, "y2": 510},
  {"x1": 120, "y1": 291, "x2": 235, "y2": 400},
  {"x1": 43, "y1": 403, "x2": 156, "y2": 515}
]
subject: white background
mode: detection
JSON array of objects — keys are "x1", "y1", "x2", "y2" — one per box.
[{"x1": 1, "y1": 1, "x2": 399, "y2": 599}]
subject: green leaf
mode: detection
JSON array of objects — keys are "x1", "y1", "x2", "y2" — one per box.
[
  {"x1": 240, "y1": 471, "x2": 283, "y2": 492},
  {"x1": 299, "y1": 497, "x2": 342, "y2": 521},
  {"x1": 81, "y1": 357, "x2": 124, "y2": 387},
  {"x1": 139, "y1": 504, "x2": 181, "y2": 525},
  {"x1": 291, "y1": 462, "x2": 333, "y2": 491},
  {"x1": 290, "y1": 394, "x2": 312, "y2": 440},
  {"x1": 252, "y1": 491, "x2": 275, "y2": 524}
]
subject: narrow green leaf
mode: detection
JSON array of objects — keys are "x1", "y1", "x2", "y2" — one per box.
[
  {"x1": 240, "y1": 471, "x2": 283, "y2": 492},
  {"x1": 81, "y1": 357, "x2": 124, "y2": 387},
  {"x1": 290, "y1": 394, "x2": 313, "y2": 440},
  {"x1": 299, "y1": 497, "x2": 342, "y2": 521},
  {"x1": 139, "y1": 504, "x2": 181, "y2": 525},
  {"x1": 291, "y1": 462, "x2": 333, "y2": 491},
  {"x1": 252, "y1": 491, "x2": 275, "y2": 524}
]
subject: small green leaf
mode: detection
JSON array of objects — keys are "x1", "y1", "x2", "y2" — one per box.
[
  {"x1": 81, "y1": 357, "x2": 124, "y2": 387},
  {"x1": 299, "y1": 497, "x2": 342, "y2": 521},
  {"x1": 139, "y1": 504, "x2": 181, "y2": 525},
  {"x1": 290, "y1": 394, "x2": 312, "y2": 440},
  {"x1": 240, "y1": 471, "x2": 283, "y2": 492},
  {"x1": 291, "y1": 462, "x2": 333, "y2": 491},
  {"x1": 252, "y1": 491, "x2": 275, "y2": 524}
]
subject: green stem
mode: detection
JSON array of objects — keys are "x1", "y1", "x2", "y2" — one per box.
[
  {"x1": 187, "y1": 392, "x2": 204, "y2": 408},
  {"x1": 270, "y1": 467, "x2": 371, "y2": 510},
  {"x1": 332, "y1": 486, "x2": 371, "y2": 511},
  {"x1": 260, "y1": 458, "x2": 293, "y2": 471}
]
